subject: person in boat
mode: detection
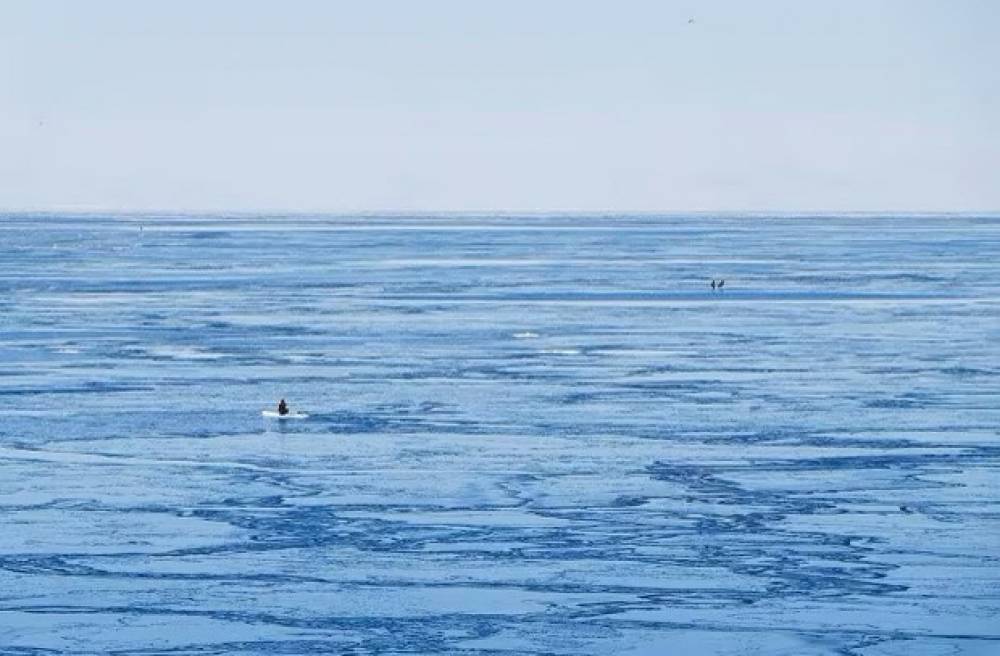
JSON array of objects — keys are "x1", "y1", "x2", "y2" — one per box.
[{"x1": 277, "y1": 399, "x2": 289, "y2": 416}]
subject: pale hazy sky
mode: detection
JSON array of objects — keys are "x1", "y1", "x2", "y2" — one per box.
[{"x1": 2, "y1": 0, "x2": 998, "y2": 212}]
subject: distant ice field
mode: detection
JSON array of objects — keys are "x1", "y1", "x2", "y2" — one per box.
[{"x1": 1, "y1": 214, "x2": 998, "y2": 655}]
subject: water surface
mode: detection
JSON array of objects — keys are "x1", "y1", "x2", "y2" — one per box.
[{"x1": 1, "y1": 214, "x2": 998, "y2": 655}]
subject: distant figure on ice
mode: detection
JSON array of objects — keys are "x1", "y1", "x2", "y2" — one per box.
[
  {"x1": 718, "y1": 279, "x2": 725, "y2": 290},
  {"x1": 277, "y1": 399, "x2": 289, "y2": 416},
  {"x1": 711, "y1": 279, "x2": 717, "y2": 291}
]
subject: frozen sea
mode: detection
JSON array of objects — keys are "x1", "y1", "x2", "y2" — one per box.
[{"x1": 1, "y1": 213, "x2": 998, "y2": 655}]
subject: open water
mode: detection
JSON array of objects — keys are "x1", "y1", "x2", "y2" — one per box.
[{"x1": 1, "y1": 214, "x2": 998, "y2": 655}]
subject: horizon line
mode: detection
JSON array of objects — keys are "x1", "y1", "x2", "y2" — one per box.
[{"x1": 3, "y1": 208, "x2": 999, "y2": 218}]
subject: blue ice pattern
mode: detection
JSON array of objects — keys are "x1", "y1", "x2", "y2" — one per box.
[{"x1": 0, "y1": 214, "x2": 998, "y2": 654}]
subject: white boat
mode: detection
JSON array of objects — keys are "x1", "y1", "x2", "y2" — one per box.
[{"x1": 261, "y1": 410, "x2": 309, "y2": 419}]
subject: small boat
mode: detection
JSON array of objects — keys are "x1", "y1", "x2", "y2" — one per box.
[{"x1": 261, "y1": 410, "x2": 309, "y2": 419}]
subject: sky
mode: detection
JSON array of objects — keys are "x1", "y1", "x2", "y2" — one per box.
[{"x1": 2, "y1": 0, "x2": 998, "y2": 213}]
